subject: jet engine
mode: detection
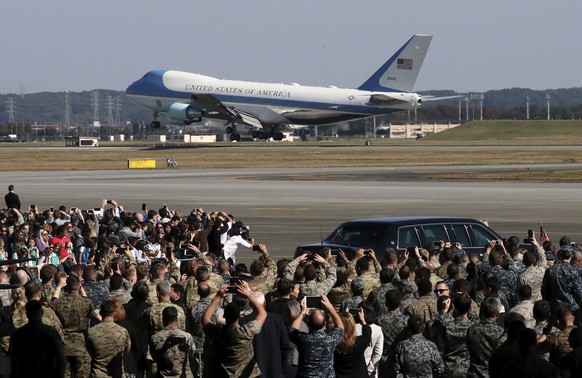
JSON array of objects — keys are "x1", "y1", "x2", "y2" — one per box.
[{"x1": 168, "y1": 103, "x2": 203, "y2": 124}]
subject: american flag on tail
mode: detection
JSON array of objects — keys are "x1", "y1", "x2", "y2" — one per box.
[{"x1": 540, "y1": 223, "x2": 550, "y2": 243}]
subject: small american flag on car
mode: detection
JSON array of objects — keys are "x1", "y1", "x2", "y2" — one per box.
[{"x1": 397, "y1": 58, "x2": 413, "y2": 70}]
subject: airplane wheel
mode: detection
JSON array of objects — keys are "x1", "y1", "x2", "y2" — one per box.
[
  {"x1": 226, "y1": 126, "x2": 234, "y2": 134},
  {"x1": 229, "y1": 134, "x2": 237, "y2": 141},
  {"x1": 252, "y1": 131, "x2": 259, "y2": 138},
  {"x1": 365, "y1": 140, "x2": 372, "y2": 146},
  {"x1": 234, "y1": 133, "x2": 241, "y2": 142},
  {"x1": 150, "y1": 121, "x2": 161, "y2": 129},
  {"x1": 259, "y1": 132, "x2": 266, "y2": 139},
  {"x1": 275, "y1": 132, "x2": 284, "y2": 141}
]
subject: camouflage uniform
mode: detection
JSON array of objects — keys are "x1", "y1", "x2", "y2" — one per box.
[
  {"x1": 553, "y1": 325, "x2": 575, "y2": 364},
  {"x1": 289, "y1": 327, "x2": 344, "y2": 378},
  {"x1": 183, "y1": 274, "x2": 226, "y2": 309},
  {"x1": 251, "y1": 258, "x2": 277, "y2": 294},
  {"x1": 142, "y1": 302, "x2": 186, "y2": 337},
  {"x1": 541, "y1": 260, "x2": 582, "y2": 313},
  {"x1": 148, "y1": 278, "x2": 164, "y2": 304},
  {"x1": 190, "y1": 298, "x2": 221, "y2": 347},
  {"x1": 509, "y1": 299, "x2": 536, "y2": 328},
  {"x1": 393, "y1": 334, "x2": 444, "y2": 378},
  {"x1": 40, "y1": 281, "x2": 56, "y2": 302},
  {"x1": 82, "y1": 280, "x2": 110, "y2": 308},
  {"x1": 108, "y1": 288, "x2": 132, "y2": 305},
  {"x1": 377, "y1": 310, "x2": 409, "y2": 374},
  {"x1": 443, "y1": 316, "x2": 473, "y2": 378},
  {"x1": 533, "y1": 320, "x2": 560, "y2": 361},
  {"x1": 358, "y1": 271, "x2": 381, "y2": 298},
  {"x1": 466, "y1": 319, "x2": 503, "y2": 378},
  {"x1": 490, "y1": 264, "x2": 518, "y2": 307},
  {"x1": 15, "y1": 305, "x2": 65, "y2": 342},
  {"x1": 367, "y1": 282, "x2": 395, "y2": 317},
  {"x1": 206, "y1": 320, "x2": 264, "y2": 378},
  {"x1": 86, "y1": 319, "x2": 131, "y2": 378},
  {"x1": 285, "y1": 260, "x2": 337, "y2": 296},
  {"x1": 405, "y1": 294, "x2": 438, "y2": 324},
  {"x1": 327, "y1": 284, "x2": 351, "y2": 313},
  {"x1": 519, "y1": 254, "x2": 547, "y2": 303},
  {"x1": 53, "y1": 293, "x2": 97, "y2": 378},
  {"x1": 150, "y1": 326, "x2": 195, "y2": 378}
]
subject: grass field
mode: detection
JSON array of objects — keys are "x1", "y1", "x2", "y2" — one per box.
[{"x1": 1, "y1": 121, "x2": 582, "y2": 181}]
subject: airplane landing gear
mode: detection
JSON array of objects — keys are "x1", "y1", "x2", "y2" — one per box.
[
  {"x1": 225, "y1": 122, "x2": 241, "y2": 142},
  {"x1": 151, "y1": 111, "x2": 161, "y2": 129}
]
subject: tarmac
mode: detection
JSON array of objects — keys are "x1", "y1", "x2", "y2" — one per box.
[{"x1": 1, "y1": 163, "x2": 581, "y2": 266}]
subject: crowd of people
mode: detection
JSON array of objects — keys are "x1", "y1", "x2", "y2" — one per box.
[{"x1": 2, "y1": 184, "x2": 582, "y2": 378}]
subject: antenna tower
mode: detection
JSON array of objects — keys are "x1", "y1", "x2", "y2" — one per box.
[
  {"x1": 115, "y1": 97, "x2": 122, "y2": 126},
  {"x1": 546, "y1": 94, "x2": 551, "y2": 120},
  {"x1": 5, "y1": 98, "x2": 16, "y2": 125},
  {"x1": 64, "y1": 93, "x2": 72, "y2": 128},
  {"x1": 107, "y1": 96, "x2": 114, "y2": 126},
  {"x1": 526, "y1": 94, "x2": 530, "y2": 120}
]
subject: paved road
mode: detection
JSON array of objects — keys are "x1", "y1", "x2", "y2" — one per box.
[{"x1": 1, "y1": 166, "x2": 580, "y2": 266}]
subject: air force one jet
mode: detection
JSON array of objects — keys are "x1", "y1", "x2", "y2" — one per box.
[{"x1": 126, "y1": 34, "x2": 432, "y2": 141}]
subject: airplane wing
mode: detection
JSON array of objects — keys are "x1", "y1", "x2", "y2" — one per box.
[
  {"x1": 366, "y1": 94, "x2": 411, "y2": 106},
  {"x1": 190, "y1": 94, "x2": 263, "y2": 128}
]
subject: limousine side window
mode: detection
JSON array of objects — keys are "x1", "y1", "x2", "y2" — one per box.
[
  {"x1": 421, "y1": 224, "x2": 449, "y2": 245},
  {"x1": 397, "y1": 226, "x2": 421, "y2": 249},
  {"x1": 451, "y1": 224, "x2": 472, "y2": 247},
  {"x1": 468, "y1": 224, "x2": 498, "y2": 247}
]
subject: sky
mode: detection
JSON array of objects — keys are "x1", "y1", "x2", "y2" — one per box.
[{"x1": 1, "y1": 1, "x2": 581, "y2": 95}]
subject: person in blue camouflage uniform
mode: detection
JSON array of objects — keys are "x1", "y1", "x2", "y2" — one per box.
[
  {"x1": 392, "y1": 315, "x2": 444, "y2": 378},
  {"x1": 541, "y1": 246, "x2": 582, "y2": 316},
  {"x1": 377, "y1": 289, "x2": 409, "y2": 377},
  {"x1": 289, "y1": 295, "x2": 344, "y2": 378},
  {"x1": 82, "y1": 265, "x2": 110, "y2": 309},
  {"x1": 442, "y1": 294, "x2": 475, "y2": 378},
  {"x1": 367, "y1": 268, "x2": 396, "y2": 317},
  {"x1": 487, "y1": 250, "x2": 518, "y2": 308},
  {"x1": 466, "y1": 297, "x2": 503, "y2": 378}
]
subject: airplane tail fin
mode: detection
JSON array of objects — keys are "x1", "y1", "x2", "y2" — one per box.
[{"x1": 358, "y1": 34, "x2": 432, "y2": 92}]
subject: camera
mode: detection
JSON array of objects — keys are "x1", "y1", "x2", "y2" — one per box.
[
  {"x1": 142, "y1": 203, "x2": 147, "y2": 211},
  {"x1": 252, "y1": 245, "x2": 262, "y2": 252}
]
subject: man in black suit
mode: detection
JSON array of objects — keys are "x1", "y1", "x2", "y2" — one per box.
[{"x1": 4, "y1": 184, "x2": 21, "y2": 210}]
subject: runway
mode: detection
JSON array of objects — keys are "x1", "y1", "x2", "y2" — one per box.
[{"x1": 1, "y1": 166, "x2": 581, "y2": 266}]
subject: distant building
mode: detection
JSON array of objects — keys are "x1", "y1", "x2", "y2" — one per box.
[{"x1": 64, "y1": 136, "x2": 99, "y2": 147}]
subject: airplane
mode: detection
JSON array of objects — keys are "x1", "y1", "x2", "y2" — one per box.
[{"x1": 126, "y1": 34, "x2": 432, "y2": 141}]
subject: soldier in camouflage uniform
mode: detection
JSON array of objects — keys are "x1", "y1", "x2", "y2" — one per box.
[
  {"x1": 148, "y1": 263, "x2": 168, "y2": 304},
  {"x1": 518, "y1": 242, "x2": 548, "y2": 303},
  {"x1": 326, "y1": 270, "x2": 351, "y2": 313},
  {"x1": 367, "y1": 267, "x2": 396, "y2": 317},
  {"x1": 24, "y1": 282, "x2": 65, "y2": 341},
  {"x1": 141, "y1": 281, "x2": 186, "y2": 339},
  {"x1": 284, "y1": 253, "x2": 337, "y2": 297},
  {"x1": 377, "y1": 289, "x2": 409, "y2": 376},
  {"x1": 86, "y1": 300, "x2": 131, "y2": 377},
  {"x1": 82, "y1": 265, "x2": 109, "y2": 308},
  {"x1": 249, "y1": 244, "x2": 277, "y2": 294},
  {"x1": 442, "y1": 294, "x2": 474, "y2": 378},
  {"x1": 39, "y1": 263, "x2": 57, "y2": 303},
  {"x1": 393, "y1": 315, "x2": 444, "y2": 377},
  {"x1": 532, "y1": 300, "x2": 560, "y2": 361},
  {"x1": 289, "y1": 295, "x2": 344, "y2": 378},
  {"x1": 354, "y1": 253, "x2": 381, "y2": 298},
  {"x1": 340, "y1": 278, "x2": 364, "y2": 312},
  {"x1": 541, "y1": 246, "x2": 582, "y2": 316},
  {"x1": 405, "y1": 279, "x2": 438, "y2": 324},
  {"x1": 151, "y1": 306, "x2": 196, "y2": 378},
  {"x1": 466, "y1": 297, "x2": 503, "y2": 378},
  {"x1": 53, "y1": 275, "x2": 98, "y2": 378},
  {"x1": 190, "y1": 283, "x2": 221, "y2": 347}
]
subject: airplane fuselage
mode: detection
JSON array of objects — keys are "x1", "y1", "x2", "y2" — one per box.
[{"x1": 126, "y1": 70, "x2": 421, "y2": 126}]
